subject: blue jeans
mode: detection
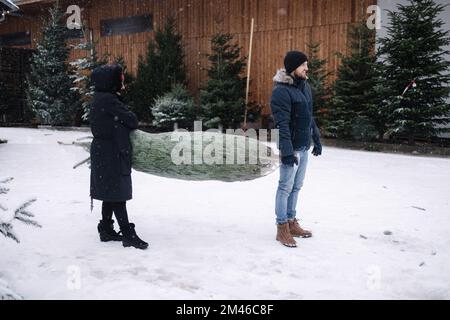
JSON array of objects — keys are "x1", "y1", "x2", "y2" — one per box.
[{"x1": 275, "y1": 148, "x2": 309, "y2": 224}]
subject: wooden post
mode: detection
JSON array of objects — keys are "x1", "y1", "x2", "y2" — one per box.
[
  {"x1": 89, "y1": 29, "x2": 94, "y2": 57},
  {"x1": 243, "y1": 18, "x2": 255, "y2": 130}
]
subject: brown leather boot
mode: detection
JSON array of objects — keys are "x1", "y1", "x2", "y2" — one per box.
[
  {"x1": 288, "y1": 218, "x2": 312, "y2": 238},
  {"x1": 276, "y1": 223, "x2": 297, "y2": 247}
]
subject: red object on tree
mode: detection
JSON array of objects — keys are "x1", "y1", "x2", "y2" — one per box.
[{"x1": 402, "y1": 78, "x2": 417, "y2": 96}]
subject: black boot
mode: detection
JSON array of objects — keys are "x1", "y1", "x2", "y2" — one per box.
[
  {"x1": 97, "y1": 219, "x2": 123, "y2": 242},
  {"x1": 122, "y1": 223, "x2": 148, "y2": 250}
]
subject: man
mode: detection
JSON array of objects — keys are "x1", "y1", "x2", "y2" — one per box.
[{"x1": 270, "y1": 51, "x2": 322, "y2": 248}]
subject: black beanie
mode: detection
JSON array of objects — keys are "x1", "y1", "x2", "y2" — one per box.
[{"x1": 284, "y1": 51, "x2": 308, "y2": 74}]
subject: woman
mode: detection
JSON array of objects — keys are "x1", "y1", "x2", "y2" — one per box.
[{"x1": 90, "y1": 64, "x2": 148, "y2": 250}]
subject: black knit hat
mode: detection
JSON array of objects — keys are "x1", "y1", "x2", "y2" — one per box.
[{"x1": 284, "y1": 51, "x2": 308, "y2": 74}]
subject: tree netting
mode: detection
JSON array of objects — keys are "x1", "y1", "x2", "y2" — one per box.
[
  {"x1": 76, "y1": 130, "x2": 279, "y2": 182},
  {"x1": 130, "y1": 130, "x2": 279, "y2": 182}
]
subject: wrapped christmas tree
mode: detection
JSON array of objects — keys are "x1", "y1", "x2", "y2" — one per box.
[
  {"x1": 75, "y1": 130, "x2": 279, "y2": 182},
  {"x1": 130, "y1": 130, "x2": 278, "y2": 182}
]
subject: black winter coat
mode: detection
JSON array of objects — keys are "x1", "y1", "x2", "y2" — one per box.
[{"x1": 89, "y1": 65, "x2": 138, "y2": 202}]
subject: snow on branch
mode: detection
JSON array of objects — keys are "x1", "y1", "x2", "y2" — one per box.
[
  {"x1": 0, "y1": 278, "x2": 22, "y2": 300},
  {"x1": 0, "y1": 177, "x2": 13, "y2": 194},
  {"x1": 0, "y1": 177, "x2": 13, "y2": 184},
  {"x1": 0, "y1": 178, "x2": 40, "y2": 243}
]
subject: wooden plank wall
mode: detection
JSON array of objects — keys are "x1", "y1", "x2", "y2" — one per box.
[{"x1": 0, "y1": 0, "x2": 377, "y2": 115}]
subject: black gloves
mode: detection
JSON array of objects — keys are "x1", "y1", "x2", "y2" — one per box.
[
  {"x1": 281, "y1": 154, "x2": 299, "y2": 167},
  {"x1": 312, "y1": 143, "x2": 322, "y2": 156},
  {"x1": 282, "y1": 144, "x2": 322, "y2": 166}
]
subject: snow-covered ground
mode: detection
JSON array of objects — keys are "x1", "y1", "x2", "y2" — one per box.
[{"x1": 0, "y1": 127, "x2": 449, "y2": 300}]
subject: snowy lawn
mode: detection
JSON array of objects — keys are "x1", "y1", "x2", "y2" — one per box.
[{"x1": 1, "y1": 127, "x2": 449, "y2": 300}]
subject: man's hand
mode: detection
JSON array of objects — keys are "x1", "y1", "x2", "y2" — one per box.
[
  {"x1": 312, "y1": 143, "x2": 322, "y2": 156},
  {"x1": 281, "y1": 154, "x2": 299, "y2": 167}
]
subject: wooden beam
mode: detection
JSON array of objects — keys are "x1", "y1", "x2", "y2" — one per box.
[
  {"x1": 0, "y1": 0, "x2": 19, "y2": 11},
  {"x1": 14, "y1": 0, "x2": 54, "y2": 6}
]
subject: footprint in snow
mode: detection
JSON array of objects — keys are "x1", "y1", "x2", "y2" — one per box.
[{"x1": 90, "y1": 270, "x2": 106, "y2": 279}]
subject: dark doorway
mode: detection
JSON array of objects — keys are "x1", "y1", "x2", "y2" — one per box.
[{"x1": 0, "y1": 47, "x2": 34, "y2": 124}]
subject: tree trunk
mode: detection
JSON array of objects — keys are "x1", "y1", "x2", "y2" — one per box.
[{"x1": 408, "y1": 135, "x2": 415, "y2": 146}]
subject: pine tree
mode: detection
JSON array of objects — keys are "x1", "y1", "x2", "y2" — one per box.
[
  {"x1": 326, "y1": 20, "x2": 381, "y2": 140},
  {"x1": 0, "y1": 177, "x2": 40, "y2": 244},
  {"x1": 26, "y1": 1, "x2": 79, "y2": 126},
  {"x1": 130, "y1": 16, "x2": 186, "y2": 123},
  {"x1": 307, "y1": 42, "x2": 332, "y2": 129},
  {"x1": 200, "y1": 33, "x2": 246, "y2": 129},
  {"x1": 155, "y1": 16, "x2": 186, "y2": 90},
  {"x1": 113, "y1": 55, "x2": 134, "y2": 104},
  {"x1": 131, "y1": 42, "x2": 159, "y2": 123},
  {"x1": 70, "y1": 28, "x2": 109, "y2": 123},
  {"x1": 1, "y1": 176, "x2": 39, "y2": 300},
  {"x1": 378, "y1": 0, "x2": 450, "y2": 144},
  {"x1": 151, "y1": 84, "x2": 197, "y2": 131}
]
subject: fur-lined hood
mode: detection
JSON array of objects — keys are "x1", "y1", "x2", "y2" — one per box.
[
  {"x1": 273, "y1": 69, "x2": 295, "y2": 85},
  {"x1": 273, "y1": 68, "x2": 309, "y2": 86}
]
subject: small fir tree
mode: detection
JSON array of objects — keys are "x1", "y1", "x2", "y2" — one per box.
[
  {"x1": 151, "y1": 84, "x2": 197, "y2": 131},
  {"x1": 0, "y1": 177, "x2": 40, "y2": 243},
  {"x1": 70, "y1": 28, "x2": 109, "y2": 123},
  {"x1": 327, "y1": 20, "x2": 381, "y2": 140},
  {"x1": 130, "y1": 16, "x2": 186, "y2": 123},
  {"x1": 200, "y1": 33, "x2": 246, "y2": 129},
  {"x1": 307, "y1": 42, "x2": 332, "y2": 129},
  {"x1": 378, "y1": 0, "x2": 450, "y2": 144},
  {"x1": 26, "y1": 1, "x2": 79, "y2": 125}
]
